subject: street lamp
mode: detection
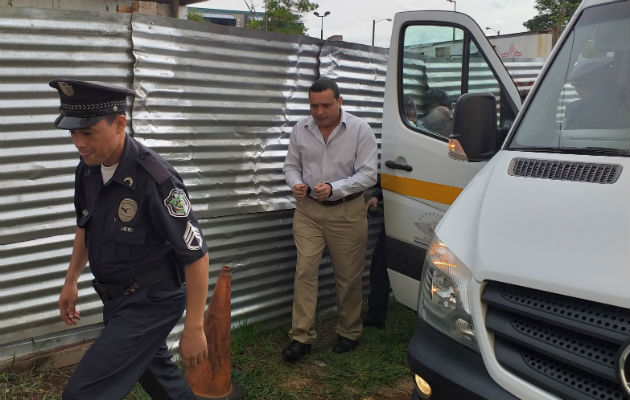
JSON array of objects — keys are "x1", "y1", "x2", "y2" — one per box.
[
  {"x1": 372, "y1": 18, "x2": 392, "y2": 47},
  {"x1": 314, "y1": 11, "x2": 330, "y2": 40},
  {"x1": 485, "y1": 27, "x2": 500, "y2": 35},
  {"x1": 446, "y1": 0, "x2": 456, "y2": 40}
]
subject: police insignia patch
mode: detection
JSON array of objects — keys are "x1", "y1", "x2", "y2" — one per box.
[
  {"x1": 118, "y1": 198, "x2": 138, "y2": 223},
  {"x1": 164, "y1": 188, "x2": 191, "y2": 218},
  {"x1": 58, "y1": 82, "x2": 75, "y2": 96},
  {"x1": 183, "y1": 221, "x2": 202, "y2": 251}
]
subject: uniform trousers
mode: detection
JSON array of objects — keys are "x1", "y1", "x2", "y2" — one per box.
[
  {"x1": 289, "y1": 195, "x2": 368, "y2": 343},
  {"x1": 366, "y1": 226, "x2": 389, "y2": 321},
  {"x1": 63, "y1": 279, "x2": 195, "y2": 400}
]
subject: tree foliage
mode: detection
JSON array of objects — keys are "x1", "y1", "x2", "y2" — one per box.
[
  {"x1": 187, "y1": 8, "x2": 204, "y2": 22},
  {"x1": 247, "y1": 0, "x2": 318, "y2": 36},
  {"x1": 523, "y1": 0, "x2": 581, "y2": 31}
]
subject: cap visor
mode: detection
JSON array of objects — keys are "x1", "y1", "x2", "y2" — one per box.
[{"x1": 54, "y1": 115, "x2": 106, "y2": 130}]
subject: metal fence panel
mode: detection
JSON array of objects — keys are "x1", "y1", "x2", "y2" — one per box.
[
  {"x1": 0, "y1": 9, "x2": 386, "y2": 363},
  {"x1": 130, "y1": 14, "x2": 322, "y2": 219},
  {"x1": 0, "y1": 7, "x2": 134, "y2": 347}
]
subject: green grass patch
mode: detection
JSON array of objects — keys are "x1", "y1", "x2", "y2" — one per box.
[
  {"x1": 1, "y1": 300, "x2": 417, "y2": 400},
  {"x1": 230, "y1": 301, "x2": 417, "y2": 400}
]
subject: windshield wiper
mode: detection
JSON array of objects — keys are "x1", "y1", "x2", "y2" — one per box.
[
  {"x1": 579, "y1": 147, "x2": 630, "y2": 156},
  {"x1": 510, "y1": 146, "x2": 630, "y2": 156}
]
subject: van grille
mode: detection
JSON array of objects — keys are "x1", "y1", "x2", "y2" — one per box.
[
  {"x1": 508, "y1": 158, "x2": 622, "y2": 183},
  {"x1": 482, "y1": 281, "x2": 630, "y2": 400}
]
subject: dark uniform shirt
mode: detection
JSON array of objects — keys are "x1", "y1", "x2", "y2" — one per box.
[{"x1": 74, "y1": 134, "x2": 207, "y2": 284}]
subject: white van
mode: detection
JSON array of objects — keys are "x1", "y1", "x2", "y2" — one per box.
[{"x1": 381, "y1": 0, "x2": 630, "y2": 399}]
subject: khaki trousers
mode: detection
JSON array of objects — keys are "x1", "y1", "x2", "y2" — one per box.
[{"x1": 289, "y1": 195, "x2": 367, "y2": 343}]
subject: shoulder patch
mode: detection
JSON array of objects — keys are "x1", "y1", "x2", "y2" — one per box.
[{"x1": 164, "y1": 188, "x2": 191, "y2": 218}]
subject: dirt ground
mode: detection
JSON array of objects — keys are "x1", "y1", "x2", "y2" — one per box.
[{"x1": 372, "y1": 380, "x2": 414, "y2": 400}]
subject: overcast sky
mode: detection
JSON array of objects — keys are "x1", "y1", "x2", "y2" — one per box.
[{"x1": 195, "y1": 0, "x2": 539, "y2": 47}]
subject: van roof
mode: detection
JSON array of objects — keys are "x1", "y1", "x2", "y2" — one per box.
[{"x1": 581, "y1": 0, "x2": 627, "y2": 7}]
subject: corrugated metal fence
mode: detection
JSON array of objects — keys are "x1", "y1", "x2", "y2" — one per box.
[
  {"x1": 0, "y1": 7, "x2": 542, "y2": 363},
  {"x1": 0, "y1": 8, "x2": 389, "y2": 362}
]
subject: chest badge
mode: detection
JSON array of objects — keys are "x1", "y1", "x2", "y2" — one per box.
[
  {"x1": 123, "y1": 176, "x2": 134, "y2": 187},
  {"x1": 164, "y1": 188, "x2": 191, "y2": 218},
  {"x1": 118, "y1": 198, "x2": 138, "y2": 223}
]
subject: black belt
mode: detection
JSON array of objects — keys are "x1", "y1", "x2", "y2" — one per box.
[
  {"x1": 92, "y1": 264, "x2": 177, "y2": 301},
  {"x1": 312, "y1": 191, "x2": 363, "y2": 206}
]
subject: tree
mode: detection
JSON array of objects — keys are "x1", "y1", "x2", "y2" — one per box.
[
  {"x1": 523, "y1": 0, "x2": 581, "y2": 31},
  {"x1": 247, "y1": 0, "x2": 318, "y2": 36},
  {"x1": 187, "y1": 8, "x2": 204, "y2": 22}
]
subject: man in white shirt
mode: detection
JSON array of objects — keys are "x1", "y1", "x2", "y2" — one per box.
[{"x1": 282, "y1": 78, "x2": 378, "y2": 361}]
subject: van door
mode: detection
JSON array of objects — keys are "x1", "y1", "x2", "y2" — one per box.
[{"x1": 381, "y1": 11, "x2": 522, "y2": 309}]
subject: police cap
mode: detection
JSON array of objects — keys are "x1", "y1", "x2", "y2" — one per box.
[{"x1": 49, "y1": 79, "x2": 136, "y2": 130}]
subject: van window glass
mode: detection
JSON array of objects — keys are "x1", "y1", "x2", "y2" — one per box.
[
  {"x1": 401, "y1": 25, "x2": 464, "y2": 140},
  {"x1": 468, "y1": 41, "x2": 502, "y2": 127},
  {"x1": 509, "y1": 1, "x2": 630, "y2": 155}
]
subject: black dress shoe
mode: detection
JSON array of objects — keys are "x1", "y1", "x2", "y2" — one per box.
[
  {"x1": 332, "y1": 335, "x2": 359, "y2": 354},
  {"x1": 363, "y1": 316, "x2": 386, "y2": 329},
  {"x1": 282, "y1": 340, "x2": 311, "y2": 362}
]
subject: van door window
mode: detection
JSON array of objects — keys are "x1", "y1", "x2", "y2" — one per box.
[
  {"x1": 469, "y1": 41, "x2": 502, "y2": 127},
  {"x1": 401, "y1": 25, "x2": 509, "y2": 140}
]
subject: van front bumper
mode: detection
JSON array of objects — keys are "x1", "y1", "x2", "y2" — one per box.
[{"x1": 408, "y1": 319, "x2": 518, "y2": 400}]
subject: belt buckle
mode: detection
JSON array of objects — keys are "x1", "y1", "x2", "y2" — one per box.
[{"x1": 122, "y1": 282, "x2": 140, "y2": 296}]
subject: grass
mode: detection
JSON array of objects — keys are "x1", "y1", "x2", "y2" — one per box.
[
  {"x1": 0, "y1": 301, "x2": 417, "y2": 400},
  {"x1": 230, "y1": 301, "x2": 417, "y2": 400}
]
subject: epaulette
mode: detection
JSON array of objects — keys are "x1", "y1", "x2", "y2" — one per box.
[{"x1": 136, "y1": 142, "x2": 172, "y2": 185}]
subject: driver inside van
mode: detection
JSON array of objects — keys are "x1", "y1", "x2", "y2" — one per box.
[
  {"x1": 564, "y1": 57, "x2": 630, "y2": 130},
  {"x1": 417, "y1": 88, "x2": 454, "y2": 137}
]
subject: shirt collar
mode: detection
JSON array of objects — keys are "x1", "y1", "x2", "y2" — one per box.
[
  {"x1": 305, "y1": 108, "x2": 347, "y2": 132},
  {"x1": 109, "y1": 135, "x2": 139, "y2": 190}
]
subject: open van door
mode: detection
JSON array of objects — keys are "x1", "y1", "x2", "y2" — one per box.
[{"x1": 381, "y1": 11, "x2": 522, "y2": 309}]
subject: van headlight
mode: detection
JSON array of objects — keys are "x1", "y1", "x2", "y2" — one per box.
[{"x1": 419, "y1": 236, "x2": 478, "y2": 351}]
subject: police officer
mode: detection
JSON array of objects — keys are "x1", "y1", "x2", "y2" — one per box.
[{"x1": 52, "y1": 79, "x2": 209, "y2": 399}]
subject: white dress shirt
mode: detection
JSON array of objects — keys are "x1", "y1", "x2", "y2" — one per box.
[{"x1": 283, "y1": 109, "x2": 378, "y2": 201}]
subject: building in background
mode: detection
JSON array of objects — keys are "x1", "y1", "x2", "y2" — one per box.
[
  {"x1": 187, "y1": 7, "x2": 264, "y2": 28},
  {"x1": 0, "y1": 0, "x2": 204, "y2": 18},
  {"x1": 487, "y1": 30, "x2": 553, "y2": 60}
]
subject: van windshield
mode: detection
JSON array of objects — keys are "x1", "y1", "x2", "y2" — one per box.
[{"x1": 508, "y1": 1, "x2": 630, "y2": 156}]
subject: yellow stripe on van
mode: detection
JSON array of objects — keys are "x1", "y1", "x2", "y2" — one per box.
[{"x1": 381, "y1": 173, "x2": 463, "y2": 205}]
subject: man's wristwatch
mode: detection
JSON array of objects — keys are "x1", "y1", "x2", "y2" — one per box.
[{"x1": 326, "y1": 183, "x2": 332, "y2": 198}]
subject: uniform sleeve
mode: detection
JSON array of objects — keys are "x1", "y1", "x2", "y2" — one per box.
[
  {"x1": 74, "y1": 163, "x2": 87, "y2": 228},
  {"x1": 149, "y1": 176, "x2": 208, "y2": 267}
]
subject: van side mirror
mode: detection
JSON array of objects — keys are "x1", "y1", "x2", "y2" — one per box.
[{"x1": 448, "y1": 93, "x2": 498, "y2": 162}]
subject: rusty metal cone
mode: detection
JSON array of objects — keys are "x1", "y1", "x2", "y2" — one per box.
[{"x1": 185, "y1": 266, "x2": 246, "y2": 399}]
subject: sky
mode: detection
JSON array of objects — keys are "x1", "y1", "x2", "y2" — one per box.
[{"x1": 195, "y1": 0, "x2": 539, "y2": 47}]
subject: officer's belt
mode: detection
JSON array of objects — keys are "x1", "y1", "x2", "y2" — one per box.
[
  {"x1": 310, "y1": 191, "x2": 363, "y2": 206},
  {"x1": 92, "y1": 264, "x2": 177, "y2": 301}
]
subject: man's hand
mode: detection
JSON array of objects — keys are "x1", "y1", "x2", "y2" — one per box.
[
  {"x1": 293, "y1": 183, "x2": 308, "y2": 200},
  {"x1": 180, "y1": 326, "x2": 208, "y2": 369},
  {"x1": 366, "y1": 196, "x2": 379, "y2": 218},
  {"x1": 314, "y1": 183, "x2": 332, "y2": 201},
  {"x1": 58, "y1": 281, "x2": 81, "y2": 326},
  {"x1": 365, "y1": 196, "x2": 378, "y2": 210}
]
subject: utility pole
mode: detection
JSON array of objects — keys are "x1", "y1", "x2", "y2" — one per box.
[
  {"x1": 553, "y1": 0, "x2": 567, "y2": 45},
  {"x1": 264, "y1": 0, "x2": 268, "y2": 31}
]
